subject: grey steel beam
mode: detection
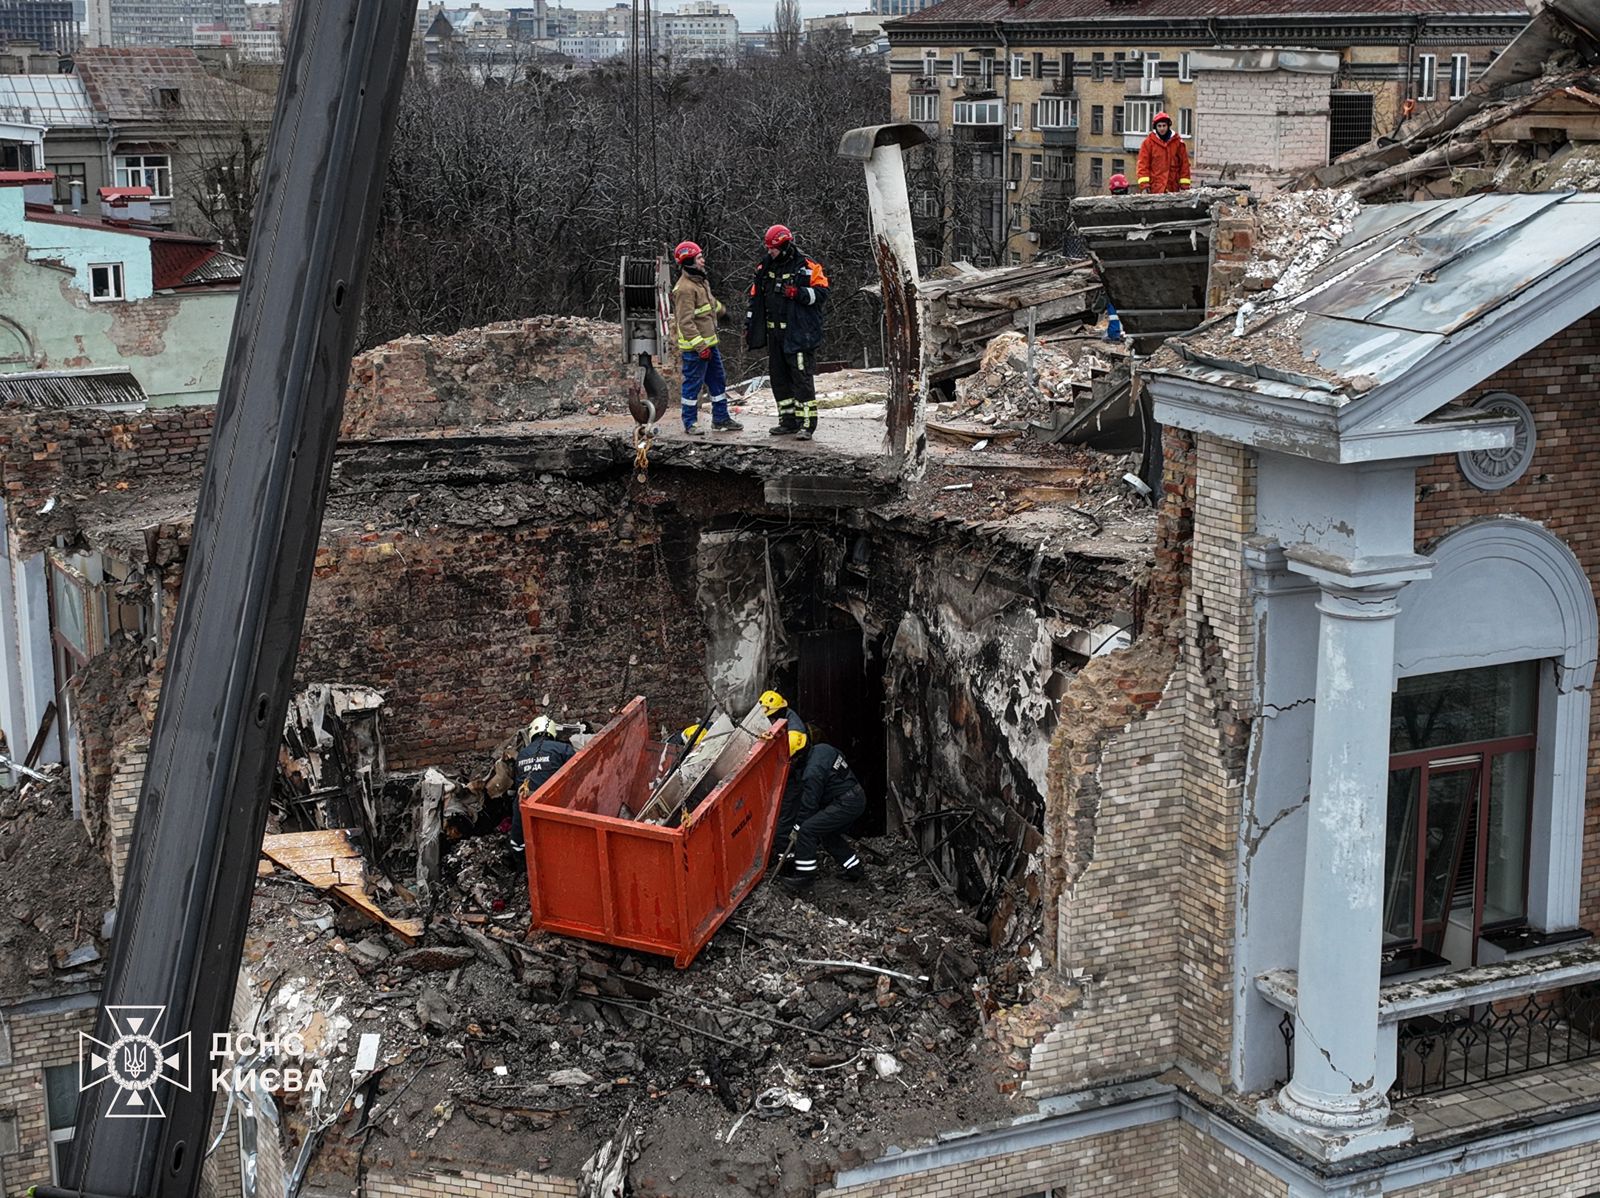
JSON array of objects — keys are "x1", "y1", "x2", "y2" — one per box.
[{"x1": 51, "y1": 0, "x2": 416, "y2": 1194}]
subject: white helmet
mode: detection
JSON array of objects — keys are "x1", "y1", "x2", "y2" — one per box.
[{"x1": 527, "y1": 715, "x2": 558, "y2": 740}]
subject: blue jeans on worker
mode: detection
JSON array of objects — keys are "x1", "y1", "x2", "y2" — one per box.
[{"x1": 681, "y1": 347, "x2": 731, "y2": 428}]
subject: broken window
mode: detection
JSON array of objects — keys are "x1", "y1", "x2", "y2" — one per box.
[
  {"x1": 1450, "y1": 53, "x2": 1470, "y2": 100},
  {"x1": 50, "y1": 161, "x2": 86, "y2": 206},
  {"x1": 1418, "y1": 53, "x2": 1437, "y2": 101}
]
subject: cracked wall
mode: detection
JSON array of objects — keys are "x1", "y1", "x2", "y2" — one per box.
[{"x1": 1028, "y1": 430, "x2": 1257, "y2": 1094}]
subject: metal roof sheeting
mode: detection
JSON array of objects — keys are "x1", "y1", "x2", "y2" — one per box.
[
  {"x1": 0, "y1": 369, "x2": 149, "y2": 409},
  {"x1": 1173, "y1": 192, "x2": 1600, "y2": 397},
  {"x1": 890, "y1": 0, "x2": 1524, "y2": 24},
  {"x1": 0, "y1": 73, "x2": 94, "y2": 128}
]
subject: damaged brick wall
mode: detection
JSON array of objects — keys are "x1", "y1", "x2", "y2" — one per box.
[
  {"x1": 296, "y1": 481, "x2": 721, "y2": 771},
  {"x1": 340, "y1": 317, "x2": 643, "y2": 440},
  {"x1": 1029, "y1": 428, "x2": 1257, "y2": 1092},
  {"x1": 0, "y1": 1005, "x2": 95, "y2": 1192},
  {"x1": 1412, "y1": 308, "x2": 1600, "y2": 935},
  {"x1": 365, "y1": 1169, "x2": 579, "y2": 1198},
  {"x1": 0, "y1": 406, "x2": 215, "y2": 554}
]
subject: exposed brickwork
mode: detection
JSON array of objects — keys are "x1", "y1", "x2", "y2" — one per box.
[
  {"x1": 818, "y1": 1118, "x2": 1181, "y2": 1198},
  {"x1": 1174, "y1": 1120, "x2": 1287, "y2": 1198},
  {"x1": 365, "y1": 1167, "x2": 581, "y2": 1197},
  {"x1": 1195, "y1": 69, "x2": 1330, "y2": 176},
  {"x1": 1411, "y1": 307, "x2": 1600, "y2": 934},
  {"x1": 0, "y1": 1005, "x2": 94, "y2": 1196},
  {"x1": 0, "y1": 405, "x2": 215, "y2": 553},
  {"x1": 1388, "y1": 1139, "x2": 1600, "y2": 1198}
]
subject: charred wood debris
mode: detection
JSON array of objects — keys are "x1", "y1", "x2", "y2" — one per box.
[{"x1": 255, "y1": 686, "x2": 1027, "y2": 1193}]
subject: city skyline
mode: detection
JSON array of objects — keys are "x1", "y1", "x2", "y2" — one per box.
[{"x1": 417, "y1": 0, "x2": 869, "y2": 35}]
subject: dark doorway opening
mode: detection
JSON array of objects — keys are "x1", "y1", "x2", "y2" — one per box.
[
  {"x1": 1330, "y1": 91, "x2": 1375, "y2": 161},
  {"x1": 793, "y1": 623, "x2": 888, "y2": 837}
]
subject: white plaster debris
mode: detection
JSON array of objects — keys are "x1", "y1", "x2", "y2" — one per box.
[{"x1": 1245, "y1": 189, "x2": 1361, "y2": 300}]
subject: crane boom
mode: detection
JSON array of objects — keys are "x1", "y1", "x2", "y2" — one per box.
[{"x1": 37, "y1": 0, "x2": 416, "y2": 1194}]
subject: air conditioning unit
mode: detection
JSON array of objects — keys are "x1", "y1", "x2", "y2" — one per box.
[
  {"x1": 1006, "y1": 180, "x2": 1018, "y2": 190},
  {"x1": 1026, "y1": 231, "x2": 1040, "y2": 243},
  {"x1": 946, "y1": 77, "x2": 960, "y2": 88}
]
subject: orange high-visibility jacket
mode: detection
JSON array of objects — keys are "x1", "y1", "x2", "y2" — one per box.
[{"x1": 1135, "y1": 131, "x2": 1192, "y2": 194}]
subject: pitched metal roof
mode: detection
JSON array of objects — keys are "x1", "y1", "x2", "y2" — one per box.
[
  {"x1": 0, "y1": 368, "x2": 149, "y2": 409},
  {"x1": 890, "y1": 0, "x2": 1523, "y2": 23},
  {"x1": 1168, "y1": 192, "x2": 1600, "y2": 401},
  {"x1": 0, "y1": 71, "x2": 94, "y2": 128}
]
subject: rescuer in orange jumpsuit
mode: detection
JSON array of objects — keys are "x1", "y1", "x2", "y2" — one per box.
[{"x1": 1135, "y1": 112, "x2": 1192, "y2": 194}]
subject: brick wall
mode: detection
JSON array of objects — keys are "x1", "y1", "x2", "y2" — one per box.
[
  {"x1": 365, "y1": 1167, "x2": 580, "y2": 1197},
  {"x1": 1389, "y1": 1141, "x2": 1600, "y2": 1198},
  {"x1": 340, "y1": 317, "x2": 643, "y2": 440},
  {"x1": 1194, "y1": 69, "x2": 1330, "y2": 175},
  {"x1": 0, "y1": 405, "x2": 215, "y2": 554},
  {"x1": 0, "y1": 1005, "x2": 94, "y2": 1196},
  {"x1": 1174, "y1": 1121, "x2": 1287, "y2": 1198},
  {"x1": 1411, "y1": 308, "x2": 1600, "y2": 933},
  {"x1": 297, "y1": 512, "x2": 710, "y2": 771},
  {"x1": 818, "y1": 1118, "x2": 1181, "y2": 1198}
]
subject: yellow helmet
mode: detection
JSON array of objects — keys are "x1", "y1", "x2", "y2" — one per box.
[
  {"x1": 787, "y1": 729, "x2": 808, "y2": 757},
  {"x1": 682, "y1": 724, "x2": 706, "y2": 748},
  {"x1": 527, "y1": 715, "x2": 558, "y2": 741},
  {"x1": 759, "y1": 689, "x2": 787, "y2": 717}
]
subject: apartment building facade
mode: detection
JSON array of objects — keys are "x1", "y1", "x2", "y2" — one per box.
[{"x1": 883, "y1": 0, "x2": 1526, "y2": 265}]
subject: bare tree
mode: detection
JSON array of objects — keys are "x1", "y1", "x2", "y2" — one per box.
[
  {"x1": 164, "y1": 62, "x2": 275, "y2": 255},
  {"x1": 772, "y1": 0, "x2": 801, "y2": 58}
]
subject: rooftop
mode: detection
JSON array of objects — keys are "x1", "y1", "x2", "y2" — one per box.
[
  {"x1": 0, "y1": 368, "x2": 150, "y2": 410},
  {"x1": 889, "y1": 0, "x2": 1524, "y2": 25},
  {"x1": 0, "y1": 70, "x2": 93, "y2": 127},
  {"x1": 71, "y1": 46, "x2": 272, "y2": 124}
]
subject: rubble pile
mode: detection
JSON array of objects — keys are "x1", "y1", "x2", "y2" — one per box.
[
  {"x1": 0, "y1": 769, "x2": 114, "y2": 1000},
  {"x1": 1243, "y1": 189, "x2": 1360, "y2": 298},
  {"x1": 245, "y1": 834, "x2": 1024, "y2": 1195},
  {"x1": 942, "y1": 331, "x2": 1113, "y2": 425}
]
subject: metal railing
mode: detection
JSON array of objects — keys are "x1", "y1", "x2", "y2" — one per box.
[
  {"x1": 1393, "y1": 985, "x2": 1600, "y2": 1098},
  {"x1": 1279, "y1": 985, "x2": 1600, "y2": 1100}
]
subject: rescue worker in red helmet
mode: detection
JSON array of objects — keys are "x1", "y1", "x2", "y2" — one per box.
[
  {"x1": 1108, "y1": 172, "x2": 1130, "y2": 195},
  {"x1": 744, "y1": 223, "x2": 830, "y2": 441},
  {"x1": 1135, "y1": 112, "x2": 1191, "y2": 195},
  {"x1": 671, "y1": 240, "x2": 742, "y2": 436}
]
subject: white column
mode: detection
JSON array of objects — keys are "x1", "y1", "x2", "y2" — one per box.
[{"x1": 1260, "y1": 559, "x2": 1428, "y2": 1160}]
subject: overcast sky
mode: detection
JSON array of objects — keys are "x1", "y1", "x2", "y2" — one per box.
[{"x1": 425, "y1": 0, "x2": 868, "y2": 36}]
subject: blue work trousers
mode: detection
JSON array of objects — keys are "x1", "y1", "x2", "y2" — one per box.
[{"x1": 681, "y1": 348, "x2": 730, "y2": 427}]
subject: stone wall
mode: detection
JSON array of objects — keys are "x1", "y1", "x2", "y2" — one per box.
[
  {"x1": 0, "y1": 1004, "x2": 95, "y2": 1196},
  {"x1": 1411, "y1": 308, "x2": 1600, "y2": 933}
]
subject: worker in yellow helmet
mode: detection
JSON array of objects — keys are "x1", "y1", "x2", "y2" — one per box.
[
  {"x1": 771, "y1": 729, "x2": 865, "y2": 894},
  {"x1": 511, "y1": 715, "x2": 575, "y2": 851},
  {"x1": 758, "y1": 688, "x2": 807, "y2": 741}
]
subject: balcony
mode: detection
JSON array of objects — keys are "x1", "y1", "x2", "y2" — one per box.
[
  {"x1": 1040, "y1": 126, "x2": 1076, "y2": 149},
  {"x1": 1259, "y1": 940, "x2": 1600, "y2": 1103},
  {"x1": 1127, "y1": 75, "x2": 1164, "y2": 97},
  {"x1": 1049, "y1": 77, "x2": 1076, "y2": 96},
  {"x1": 952, "y1": 123, "x2": 1001, "y2": 145},
  {"x1": 1039, "y1": 176, "x2": 1074, "y2": 201},
  {"x1": 908, "y1": 74, "x2": 938, "y2": 92}
]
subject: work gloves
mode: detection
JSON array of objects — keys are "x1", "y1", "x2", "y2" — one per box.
[
  {"x1": 698, "y1": 347, "x2": 713, "y2": 360},
  {"x1": 783, "y1": 284, "x2": 799, "y2": 300}
]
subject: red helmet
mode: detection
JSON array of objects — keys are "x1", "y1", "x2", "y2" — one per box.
[
  {"x1": 1152, "y1": 111, "x2": 1172, "y2": 126},
  {"x1": 764, "y1": 223, "x2": 793, "y2": 250},
  {"x1": 673, "y1": 240, "x2": 702, "y2": 265},
  {"x1": 1108, "y1": 173, "x2": 1129, "y2": 192}
]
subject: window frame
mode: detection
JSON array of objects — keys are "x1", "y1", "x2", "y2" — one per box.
[
  {"x1": 44, "y1": 1062, "x2": 78, "y2": 1184},
  {"x1": 1090, "y1": 104, "x2": 1104, "y2": 135},
  {"x1": 909, "y1": 92, "x2": 938, "y2": 123},
  {"x1": 1418, "y1": 53, "x2": 1437, "y2": 101},
  {"x1": 88, "y1": 262, "x2": 125, "y2": 304},
  {"x1": 1449, "y1": 53, "x2": 1470, "y2": 100},
  {"x1": 112, "y1": 152, "x2": 172, "y2": 199},
  {"x1": 1037, "y1": 96, "x2": 1077, "y2": 129},
  {"x1": 1179, "y1": 107, "x2": 1194, "y2": 138},
  {"x1": 1010, "y1": 101, "x2": 1022, "y2": 130},
  {"x1": 1178, "y1": 51, "x2": 1192, "y2": 82},
  {"x1": 952, "y1": 99, "x2": 1004, "y2": 125},
  {"x1": 1124, "y1": 100, "x2": 1157, "y2": 135},
  {"x1": 1010, "y1": 53, "x2": 1025, "y2": 79}
]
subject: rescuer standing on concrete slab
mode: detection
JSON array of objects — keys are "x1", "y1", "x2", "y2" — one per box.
[
  {"x1": 1135, "y1": 112, "x2": 1191, "y2": 194},
  {"x1": 744, "y1": 223, "x2": 830, "y2": 441},
  {"x1": 775, "y1": 730, "x2": 866, "y2": 894},
  {"x1": 758, "y1": 688, "x2": 807, "y2": 742},
  {"x1": 672, "y1": 240, "x2": 743, "y2": 436},
  {"x1": 510, "y1": 716, "x2": 576, "y2": 850}
]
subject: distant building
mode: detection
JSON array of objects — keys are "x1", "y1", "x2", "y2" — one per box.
[
  {"x1": 0, "y1": 0, "x2": 77, "y2": 52},
  {"x1": 804, "y1": 10, "x2": 882, "y2": 46},
  {"x1": 663, "y1": 0, "x2": 734, "y2": 59},
  {"x1": 556, "y1": 31, "x2": 624, "y2": 61},
  {"x1": 871, "y1": 0, "x2": 935, "y2": 15},
  {"x1": 82, "y1": 0, "x2": 248, "y2": 48},
  {"x1": 190, "y1": 21, "x2": 280, "y2": 60},
  {"x1": 0, "y1": 170, "x2": 243, "y2": 404}
]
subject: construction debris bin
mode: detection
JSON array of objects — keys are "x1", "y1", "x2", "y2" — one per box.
[{"x1": 519, "y1": 697, "x2": 790, "y2": 967}]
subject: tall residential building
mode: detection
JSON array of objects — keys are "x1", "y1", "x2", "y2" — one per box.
[
  {"x1": 884, "y1": 0, "x2": 1525, "y2": 266},
  {"x1": 82, "y1": 0, "x2": 247, "y2": 47},
  {"x1": 0, "y1": 0, "x2": 76, "y2": 51},
  {"x1": 872, "y1": 0, "x2": 935, "y2": 15},
  {"x1": 663, "y1": 0, "x2": 734, "y2": 59}
]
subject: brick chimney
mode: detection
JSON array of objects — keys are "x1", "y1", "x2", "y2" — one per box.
[{"x1": 98, "y1": 186, "x2": 155, "y2": 224}]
